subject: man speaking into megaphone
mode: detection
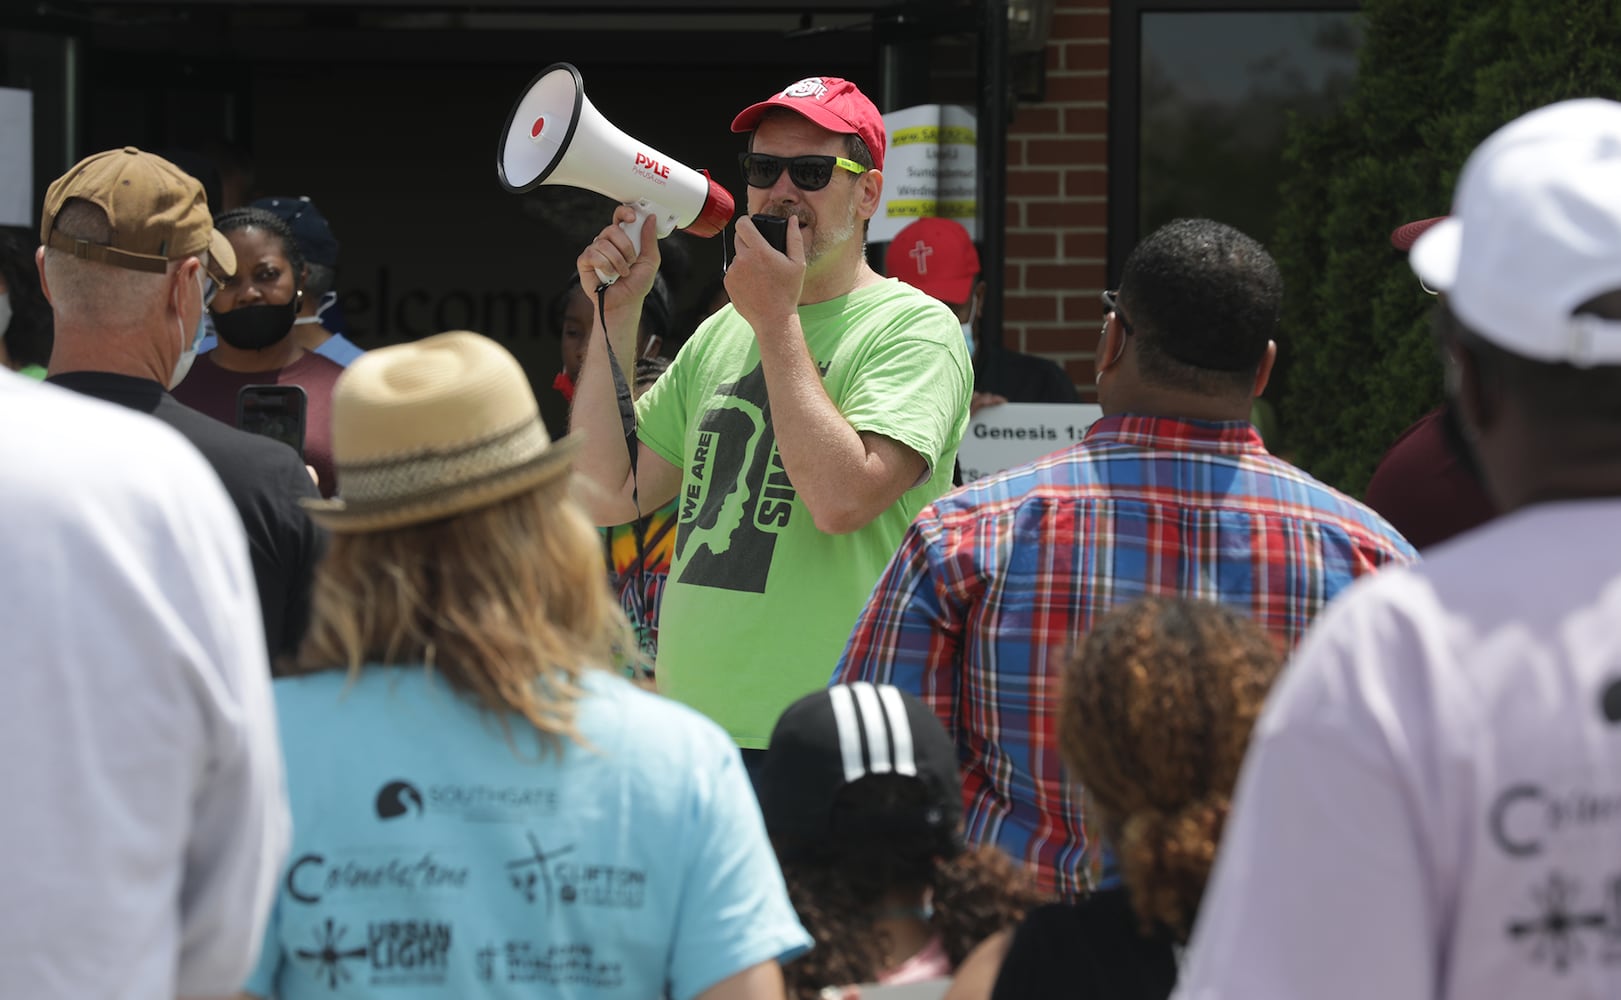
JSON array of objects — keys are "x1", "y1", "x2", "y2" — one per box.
[{"x1": 570, "y1": 76, "x2": 972, "y2": 761}]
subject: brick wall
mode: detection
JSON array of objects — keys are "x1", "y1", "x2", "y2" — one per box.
[{"x1": 1003, "y1": 3, "x2": 1110, "y2": 399}]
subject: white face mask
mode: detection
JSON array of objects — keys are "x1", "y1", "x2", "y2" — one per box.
[
  {"x1": 0, "y1": 291, "x2": 12, "y2": 340},
  {"x1": 292, "y1": 290, "x2": 338, "y2": 326},
  {"x1": 168, "y1": 271, "x2": 206, "y2": 390}
]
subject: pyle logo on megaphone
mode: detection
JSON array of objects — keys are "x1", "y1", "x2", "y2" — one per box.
[
  {"x1": 497, "y1": 62, "x2": 733, "y2": 284},
  {"x1": 633, "y1": 153, "x2": 671, "y2": 183}
]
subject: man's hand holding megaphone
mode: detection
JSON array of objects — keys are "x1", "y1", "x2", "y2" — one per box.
[
  {"x1": 569, "y1": 205, "x2": 678, "y2": 528},
  {"x1": 726, "y1": 214, "x2": 808, "y2": 340},
  {"x1": 578, "y1": 206, "x2": 662, "y2": 339}
]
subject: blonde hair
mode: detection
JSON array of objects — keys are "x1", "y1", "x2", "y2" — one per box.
[
  {"x1": 296, "y1": 477, "x2": 638, "y2": 753},
  {"x1": 1060, "y1": 597, "x2": 1282, "y2": 939}
]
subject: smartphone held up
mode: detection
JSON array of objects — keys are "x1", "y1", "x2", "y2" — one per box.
[{"x1": 237, "y1": 384, "x2": 308, "y2": 459}]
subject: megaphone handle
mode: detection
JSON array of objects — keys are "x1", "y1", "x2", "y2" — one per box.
[{"x1": 593, "y1": 201, "x2": 654, "y2": 286}]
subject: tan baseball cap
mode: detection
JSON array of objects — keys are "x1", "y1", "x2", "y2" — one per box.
[
  {"x1": 40, "y1": 146, "x2": 236, "y2": 283},
  {"x1": 301, "y1": 331, "x2": 580, "y2": 533}
]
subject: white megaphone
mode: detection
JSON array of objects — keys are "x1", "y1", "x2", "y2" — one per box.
[{"x1": 497, "y1": 63, "x2": 735, "y2": 285}]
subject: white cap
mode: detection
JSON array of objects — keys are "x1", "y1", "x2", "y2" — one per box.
[{"x1": 1411, "y1": 98, "x2": 1621, "y2": 367}]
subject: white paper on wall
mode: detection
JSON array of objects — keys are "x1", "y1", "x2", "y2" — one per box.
[
  {"x1": 0, "y1": 88, "x2": 32, "y2": 228},
  {"x1": 956, "y1": 402, "x2": 1105, "y2": 482},
  {"x1": 870, "y1": 103, "x2": 977, "y2": 244}
]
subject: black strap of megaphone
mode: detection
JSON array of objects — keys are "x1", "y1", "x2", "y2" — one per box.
[
  {"x1": 593, "y1": 283, "x2": 641, "y2": 500},
  {"x1": 594, "y1": 282, "x2": 654, "y2": 669}
]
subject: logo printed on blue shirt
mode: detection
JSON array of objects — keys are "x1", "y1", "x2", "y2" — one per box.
[{"x1": 375, "y1": 780, "x2": 422, "y2": 820}]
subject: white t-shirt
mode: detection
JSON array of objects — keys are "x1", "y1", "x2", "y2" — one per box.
[
  {"x1": 0, "y1": 376, "x2": 289, "y2": 999},
  {"x1": 1177, "y1": 501, "x2": 1621, "y2": 999}
]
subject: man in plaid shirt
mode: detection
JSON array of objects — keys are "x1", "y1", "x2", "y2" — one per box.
[{"x1": 834, "y1": 219, "x2": 1417, "y2": 899}]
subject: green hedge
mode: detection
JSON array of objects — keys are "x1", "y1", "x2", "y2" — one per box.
[{"x1": 1274, "y1": 0, "x2": 1621, "y2": 495}]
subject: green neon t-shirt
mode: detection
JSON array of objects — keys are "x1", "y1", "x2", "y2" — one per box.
[{"x1": 636, "y1": 278, "x2": 971, "y2": 748}]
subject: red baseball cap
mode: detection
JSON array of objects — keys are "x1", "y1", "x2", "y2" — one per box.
[
  {"x1": 731, "y1": 77, "x2": 887, "y2": 171},
  {"x1": 1391, "y1": 216, "x2": 1447, "y2": 251},
  {"x1": 885, "y1": 217, "x2": 980, "y2": 304}
]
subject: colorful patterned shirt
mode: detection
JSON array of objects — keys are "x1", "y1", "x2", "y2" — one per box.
[
  {"x1": 602, "y1": 498, "x2": 679, "y2": 668},
  {"x1": 833, "y1": 415, "x2": 1418, "y2": 898}
]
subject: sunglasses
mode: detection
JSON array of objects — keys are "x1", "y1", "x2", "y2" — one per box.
[
  {"x1": 738, "y1": 152, "x2": 867, "y2": 191},
  {"x1": 1100, "y1": 289, "x2": 1134, "y2": 335}
]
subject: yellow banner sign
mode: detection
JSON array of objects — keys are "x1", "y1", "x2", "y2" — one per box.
[
  {"x1": 892, "y1": 124, "x2": 978, "y2": 147},
  {"x1": 885, "y1": 199, "x2": 977, "y2": 220}
]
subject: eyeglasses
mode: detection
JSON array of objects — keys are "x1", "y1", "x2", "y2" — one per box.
[
  {"x1": 738, "y1": 152, "x2": 867, "y2": 191},
  {"x1": 1100, "y1": 289, "x2": 1134, "y2": 335},
  {"x1": 202, "y1": 277, "x2": 219, "y2": 310}
]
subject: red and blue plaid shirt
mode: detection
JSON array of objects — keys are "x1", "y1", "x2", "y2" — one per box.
[{"x1": 834, "y1": 415, "x2": 1418, "y2": 898}]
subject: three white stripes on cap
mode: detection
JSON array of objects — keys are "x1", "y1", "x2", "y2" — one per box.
[{"x1": 828, "y1": 683, "x2": 918, "y2": 783}]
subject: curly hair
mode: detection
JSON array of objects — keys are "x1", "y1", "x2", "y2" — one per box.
[
  {"x1": 1060, "y1": 597, "x2": 1283, "y2": 940},
  {"x1": 775, "y1": 775, "x2": 1046, "y2": 1000},
  {"x1": 1117, "y1": 218, "x2": 1280, "y2": 394}
]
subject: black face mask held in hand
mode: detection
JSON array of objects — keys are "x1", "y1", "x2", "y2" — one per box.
[{"x1": 213, "y1": 296, "x2": 299, "y2": 351}]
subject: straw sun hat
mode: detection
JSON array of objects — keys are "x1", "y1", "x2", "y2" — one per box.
[{"x1": 301, "y1": 330, "x2": 579, "y2": 532}]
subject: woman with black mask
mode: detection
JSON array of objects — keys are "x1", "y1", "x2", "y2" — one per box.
[{"x1": 174, "y1": 207, "x2": 344, "y2": 496}]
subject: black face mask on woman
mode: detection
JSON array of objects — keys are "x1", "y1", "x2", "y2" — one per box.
[{"x1": 213, "y1": 294, "x2": 300, "y2": 351}]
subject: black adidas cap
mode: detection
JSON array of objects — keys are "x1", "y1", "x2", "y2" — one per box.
[{"x1": 759, "y1": 683, "x2": 963, "y2": 849}]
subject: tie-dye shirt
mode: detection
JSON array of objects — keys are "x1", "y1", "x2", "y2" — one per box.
[{"x1": 602, "y1": 499, "x2": 678, "y2": 667}]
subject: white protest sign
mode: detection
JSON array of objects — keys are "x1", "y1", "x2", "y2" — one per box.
[
  {"x1": 871, "y1": 103, "x2": 977, "y2": 244},
  {"x1": 957, "y1": 402, "x2": 1104, "y2": 482},
  {"x1": 0, "y1": 88, "x2": 32, "y2": 227}
]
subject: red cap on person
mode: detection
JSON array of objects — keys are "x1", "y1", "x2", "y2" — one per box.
[
  {"x1": 885, "y1": 217, "x2": 980, "y2": 304},
  {"x1": 1391, "y1": 216, "x2": 1447, "y2": 251},
  {"x1": 731, "y1": 77, "x2": 887, "y2": 171}
]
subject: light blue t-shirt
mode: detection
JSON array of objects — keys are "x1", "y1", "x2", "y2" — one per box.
[
  {"x1": 313, "y1": 333, "x2": 365, "y2": 367},
  {"x1": 245, "y1": 667, "x2": 810, "y2": 1000}
]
